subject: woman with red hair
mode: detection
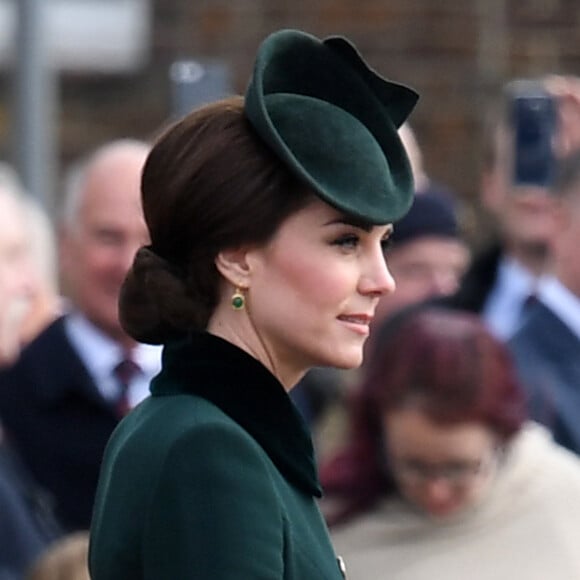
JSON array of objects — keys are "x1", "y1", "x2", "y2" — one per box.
[{"x1": 323, "y1": 306, "x2": 580, "y2": 579}]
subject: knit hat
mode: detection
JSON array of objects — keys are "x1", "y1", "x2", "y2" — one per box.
[{"x1": 391, "y1": 190, "x2": 459, "y2": 246}]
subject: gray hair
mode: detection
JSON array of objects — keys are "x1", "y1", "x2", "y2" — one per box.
[
  {"x1": 60, "y1": 138, "x2": 150, "y2": 231},
  {"x1": 0, "y1": 162, "x2": 26, "y2": 203}
]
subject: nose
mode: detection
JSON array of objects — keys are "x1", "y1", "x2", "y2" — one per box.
[
  {"x1": 359, "y1": 248, "x2": 396, "y2": 297},
  {"x1": 421, "y1": 478, "x2": 455, "y2": 506}
]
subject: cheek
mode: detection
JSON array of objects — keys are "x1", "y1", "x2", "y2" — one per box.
[
  {"x1": 459, "y1": 480, "x2": 488, "y2": 509},
  {"x1": 83, "y1": 245, "x2": 121, "y2": 272},
  {"x1": 71, "y1": 250, "x2": 102, "y2": 281},
  {"x1": 564, "y1": 226, "x2": 580, "y2": 253},
  {"x1": 70, "y1": 248, "x2": 122, "y2": 292},
  {"x1": 267, "y1": 253, "x2": 352, "y2": 309}
]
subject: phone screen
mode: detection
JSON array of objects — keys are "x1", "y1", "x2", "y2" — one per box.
[{"x1": 511, "y1": 88, "x2": 558, "y2": 188}]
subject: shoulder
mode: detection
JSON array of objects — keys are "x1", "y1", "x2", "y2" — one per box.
[
  {"x1": 0, "y1": 316, "x2": 73, "y2": 378},
  {"x1": 509, "y1": 303, "x2": 577, "y2": 368},
  {"x1": 114, "y1": 395, "x2": 277, "y2": 490},
  {"x1": 0, "y1": 317, "x2": 91, "y2": 408},
  {"x1": 511, "y1": 302, "x2": 571, "y2": 346},
  {"x1": 19, "y1": 315, "x2": 68, "y2": 354},
  {"x1": 98, "y1": 395, "x2": 284, "y2": 545},
  {"x1": 162, "y1": 397, "x2": 269, "y2": 467},
  {"x1": 161, "y1": 413, "x2": 281, "y2": 513},
  {"x1": 510, "y1": 424, "x2": 580, "y2": 492},
  {"x1": 122, "y1": 398, "x2": 285, "y2": 554}
]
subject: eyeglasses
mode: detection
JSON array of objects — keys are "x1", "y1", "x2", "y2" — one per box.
[{"x1": 391, "y1": 451, "x2": 498, "y2": 487}]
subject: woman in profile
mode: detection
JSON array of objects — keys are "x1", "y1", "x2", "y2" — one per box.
[
  {"x1": 323, "y1": 306, "x2": 580, "y2": 579},
  {"x1": 89, "y1": 29, "x2": 418, "y2": 579}
]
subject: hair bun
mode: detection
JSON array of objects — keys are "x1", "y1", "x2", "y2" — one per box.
[{"x1": 119, "y1": 246, "x2": 198, "y2": 344}]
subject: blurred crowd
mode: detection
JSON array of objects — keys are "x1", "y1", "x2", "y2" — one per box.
[{"x1": 2, "y1": 73, "x2": 580, "y2": 579}]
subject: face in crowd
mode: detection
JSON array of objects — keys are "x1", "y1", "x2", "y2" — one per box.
[
  {"x1": 211, "y1": 196, "x2": 397, "y2": 387},
  {"x1": 481, "y1": 123, "x2": 558, "y2": 258},
  {"x1": 374, "y1": 234, "x2": 469, "y2": 325},
  {"x1": 0, "y1": 188, "x2": 36, "y2": 363},
  {"x1": 129, "y1": 93, "x2": 414, "y2": 389},
  {"x1": 60, "y1": 142, "x2": 150, "y2": 348},
  {"x1": 479, "y1": 74, "x2": 580, "y2": 265},
  {"x1": 0, "y1": 190, "x2": 33, "y2": 310},
  {"x1": 363, "y1": 308, "x2": 525, "y2": 519},
  {"x1": 371, "y1": 191, "x2": 470, "y2": 337},
  {"x1": 385, "y1": 406, "x2": 501, "y2": 518}
]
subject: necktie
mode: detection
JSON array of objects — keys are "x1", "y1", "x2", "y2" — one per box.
[
  {"x1": 518, "y1": 293, "x2": 539, "y2": 332},
  {"x1": 523, "y1": 293, "x2": 538, "y2": 309},
  {"x1": 113, "y1": 355, "x2": 140, "y2": 417}
]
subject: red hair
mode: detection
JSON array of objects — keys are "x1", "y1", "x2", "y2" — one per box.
[{"x1": 321, "y1": 306, "x2": 527, "y2": 526}]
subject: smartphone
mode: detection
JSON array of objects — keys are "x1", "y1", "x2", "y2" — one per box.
[{"x1": 509, "y1": 81, "x2": 558, "y2": 188}]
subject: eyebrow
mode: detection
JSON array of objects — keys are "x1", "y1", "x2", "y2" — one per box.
[{"x1": 324, "y1": 216, "x2": 393, "y2": 234}]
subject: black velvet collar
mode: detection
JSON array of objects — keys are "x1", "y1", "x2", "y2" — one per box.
[{"x1": 150, "y1": 331, "x2": 322, "y2": 498}]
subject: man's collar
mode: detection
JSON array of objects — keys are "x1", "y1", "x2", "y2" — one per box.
[{"x1": 538, "y1": 275, "x2": 580, "y2": 341}]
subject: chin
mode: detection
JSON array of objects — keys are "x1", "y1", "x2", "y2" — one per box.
[
  {"x1": 323, "y1": 349, "x2": 364, "y2": 370},
  {"x1": 424, "y1": 501, "x2": 469, "y2": 519}
]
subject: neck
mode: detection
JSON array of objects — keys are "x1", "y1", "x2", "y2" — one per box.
[{"x1": 207, "y1": 308, "x2": 305, "y2": 391}]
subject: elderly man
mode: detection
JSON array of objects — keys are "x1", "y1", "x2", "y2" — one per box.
[
  {"x1": 0, "y1": 166, "x2": 36, "y2": 364},
  {"x1": 0, "y1": 166, "x2": 61, "y2": 578},
  {"x1": 0, "y1": 140, "x2": 162, "y2": 532}
]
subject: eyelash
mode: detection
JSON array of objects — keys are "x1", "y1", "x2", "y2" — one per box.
[
  {"x1": 332, "y1": 234, "x2": 359, "y2": 249},
  {"x1": 331, "y1": 234, "x2": 393, "y2": 252}
]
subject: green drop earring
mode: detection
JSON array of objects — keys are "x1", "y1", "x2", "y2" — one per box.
[{"x1": 231, "y1": 287, "x2": 245, "y2": 311}]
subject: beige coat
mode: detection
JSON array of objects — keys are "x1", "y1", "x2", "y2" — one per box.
[{"x1": 331, "y1": 423, "x2": 580, "y2": 580}]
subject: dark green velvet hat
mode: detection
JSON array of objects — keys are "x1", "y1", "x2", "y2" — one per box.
[{"x1": 244, "y1": 29, "x2": 419, "y2": 225}]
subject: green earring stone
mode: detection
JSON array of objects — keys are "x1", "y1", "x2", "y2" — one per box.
[{"x1": 232, "y1": 294, "x2": 244, "y2": 310}]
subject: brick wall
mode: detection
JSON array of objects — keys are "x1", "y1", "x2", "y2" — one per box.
[{"x1": 2, "y1": 0, "x2": 580, "y2": 236}]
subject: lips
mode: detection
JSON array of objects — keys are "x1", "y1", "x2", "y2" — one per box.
[
  {"x1": 425, "y1": 502, "x2": 460, "y2": 518},
  {"x1": 337, "y1": 314, "x2": 372, "y2": 325}
]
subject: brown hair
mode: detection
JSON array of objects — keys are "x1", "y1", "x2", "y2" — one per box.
[{"x1": 120, "y1": 96, "x2": 310, "y2": 344}]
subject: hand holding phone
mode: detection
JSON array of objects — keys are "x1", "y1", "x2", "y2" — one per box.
[
  {"x1": 543, "y1": 75, "x2": 580, "y2": 158},
  {"x1": 508, "y1": 80, "x2": 558, "y2": 188}
]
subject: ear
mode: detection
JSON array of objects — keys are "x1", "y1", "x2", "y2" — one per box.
[{"x1": 214, "y1": 247, "x2": 252, "y2": 289}]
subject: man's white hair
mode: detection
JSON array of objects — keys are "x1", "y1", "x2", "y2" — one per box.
[{"x1": 60, "y1": 138, "x2": 150, "y2": 231}]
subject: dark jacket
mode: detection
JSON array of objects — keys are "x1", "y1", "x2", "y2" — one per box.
[
  {"x1": 0, "y1": 441, "x2": 61, "y2": 579},
  {"x1": 509, "y1": 301, "x2": 580, "y2": 455},
  {"x1": 0, "y1": 316, "x2": 120, "y2": 531},
  {"x1": 89, "y1": 332, "x2": 344, "y2": 579}
]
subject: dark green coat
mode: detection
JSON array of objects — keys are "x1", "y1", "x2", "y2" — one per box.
[{"x1": 89, "y1": 332, "x2": 345, "y2": 579}]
